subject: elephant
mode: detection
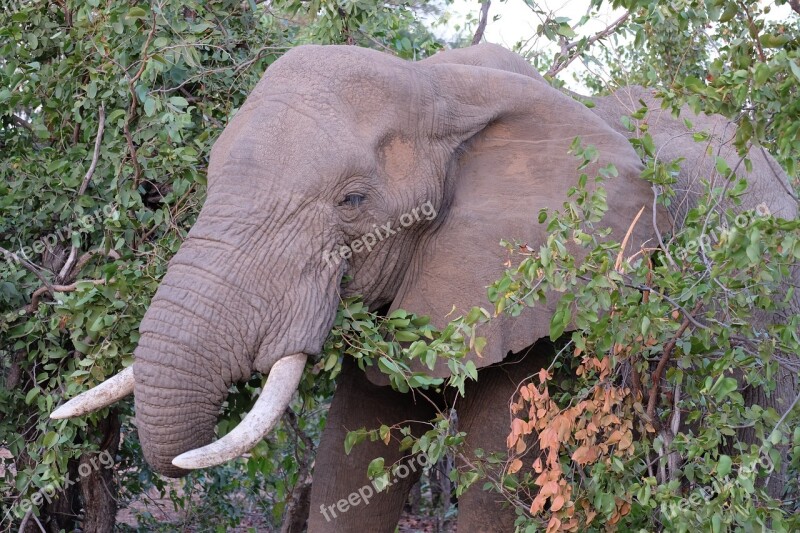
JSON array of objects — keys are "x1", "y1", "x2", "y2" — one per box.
[{"x1": 50, "y1": 43, "x2": 798, "y2": 531}]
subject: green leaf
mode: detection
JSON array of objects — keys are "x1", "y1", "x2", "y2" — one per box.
[
  {"x1": 641, "y1": 316, "x2": 651, "y2": 336},
  {"x1": 789, "y1": 61, "x2": 800, "y2": 83},
  {"x1": 556, "y1": 23, "x2": 576, "y2": 39},
  {"x1": 169, "y1": 96, "x2": 189, "y2": 108},
  {"x1": 712, "y1": 376, "x2": 738, "y2": 402},
  {"x1": 25, "y1": 387, "x2": 40, "y2": 405},
  {"x1": 465, "y1": 360, "x2": 478, "y2": 381},
  {"x1": 367, "y1": 457, "x2": 384, "y2": 478},
  {"x1": 344, "y1": 429, "x2": 366, "y2": 455},
  {"x1": 549, "y1": 297, "x2": 572, "y2": 341},
  {"x1": 143, "y1": 98, "x2": 156, "y2": 117},
  {"x1": 42, "y1": 431, "x2": 59, "y2": 448},
  {"x1": 715, "y1": 156, "x2": 730, "y2": 176},
  {"x1": 717, "y1": 454, "x2": 732, "y2": 477},
  {"x1": 127, "y1": 7, "x2": 148, "y2": 19},
  {"x1": 393, "y1": 330, "x2": 419, "y2": 342}
]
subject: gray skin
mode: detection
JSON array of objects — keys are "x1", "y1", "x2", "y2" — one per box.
[{"x1": 127, "y1": 43, "x2": 797, "y2": 531}]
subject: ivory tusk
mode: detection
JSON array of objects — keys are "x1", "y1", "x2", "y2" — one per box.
[
  {"x1": 171, "y1": 353, "x2": 307, "y2": 470},
  {"x1": 50, "y1": 366, "x2": 135, "y2": 419}
]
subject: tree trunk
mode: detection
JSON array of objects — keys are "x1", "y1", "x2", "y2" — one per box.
[{"x1": 80, "y1": 412, "x2": 121, "y2": 532}]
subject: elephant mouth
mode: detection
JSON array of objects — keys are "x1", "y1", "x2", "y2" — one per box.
[{"x1": 51, "y1": 352, "x2": 308, "y2": 470}]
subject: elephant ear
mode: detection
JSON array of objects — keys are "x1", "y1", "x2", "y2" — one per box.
[{"x1": 367, "y1": 63, "x2": 655, "y2": 384}]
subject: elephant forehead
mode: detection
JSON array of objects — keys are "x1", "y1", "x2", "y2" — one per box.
[{"x1": 209, "y1": 99, "x2": 371, "y2": 192}]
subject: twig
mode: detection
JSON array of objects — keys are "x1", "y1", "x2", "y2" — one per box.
[
  {"x1": 0, "y1": 246, "x2": 53, "y2": 292},
  {"x1": 61, "y1": 248, "x2": 120, "y2": 282},
  {"x1": 31, "y1": 513, "x2": 46, "y2": 533},
  {"x1": 646, "y1": 301, "x2": 702, "y2": 430},
  {"x1": 652, "y1": 185, "x2": 677, "y2": 268},
  {"x1": 283, "y1": 409, "x2": 314, "y2": 451},
  {"x1": 18, "y1": 509, "x2": 32, "y2": 533},
  {"x1": 546, "y1": 11, "x2": 630, "y2": 77},
  {"x1": 124, "y1": 11, "x2": 157, "y2": 186},
  {"x1": 77, "y1": 104, "x2": 105, "y2": 196},
  {"x1": 738, "y1": 1, "x2": 766, "y2": 62},
  {"x1": 760, "y1": 146, "x2": 799, "y2": 205},
  {"x1": 471, "y1": 1, "x2": 491, "y2": 45},
  {"x1": 25, "y1": 278, "x2": 110, "y2": 313},
  {"x1": 615, "y1": 205, "x2": 645, "y2": 271},
  {"x1": 578, "y1": 273, "x2": 708, "y2": 330},
  {"x1": 57, "y1": 246, "x2": 78, "y2": 282},
  {"x1": 11, "y1": 115, "x2": 33, "y2": 132},
  {"x1": 59, "y1": 105, "x2": 107, "y2": 281}
]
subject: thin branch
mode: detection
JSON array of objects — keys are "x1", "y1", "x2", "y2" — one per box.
[
  {"x1": 0, "y1": 246, "x2": 53, "y2": 292},
  {"x1": 124, "y1": 11, "x2": 157, "y2": 187},
  {"x1": 11, "y1": 115, "x2": 33, "y2": 132},
  {"x1": 646, "y1": 301, "x2": 702, "y2": 429},
  {"x1": 546, "y1": 11, "x2": 630, "y2": 77},
  {"x1": 77, "y1": 104, "x2": 105, "y2": 196},
  {"x1": 59, "y1": 105, "x2": 107, "y2": 281},
  {"x1": 652, "y1": 185, "x2": 677, "y2": 268},
  {"x1": 471, "y1": 1, "x2": 491, "y2": 45},
  {"x1": 25, "y1": 278, "x2": 109, "y2": 313},
  {"x1": 739, "y1": 1, "x2": 766, "y2": 62},
  {"x1": 18, "y1": 509, "x2": 32, "y2": 533}
]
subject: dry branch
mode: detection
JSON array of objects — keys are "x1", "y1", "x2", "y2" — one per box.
[
  {"x1": 25, "y1": 278, "x2": 110, "y2": 313},
  {"x1": 472, "y1": 1, "x2": 491, "y2": 45},
  {"x1": 546, "y1": 11, "x2": 630, "y2": 77}
]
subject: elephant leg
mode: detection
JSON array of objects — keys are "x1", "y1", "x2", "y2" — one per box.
[
  {"x1": 455, "y1": 342, "x2": 553, "y2": 533},
  {"x1": 308, "y1": 358, "x2": 436, "y2": 532}
]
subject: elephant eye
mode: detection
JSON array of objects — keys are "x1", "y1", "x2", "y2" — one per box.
[{"x1": 340, "y1": 193, "x2": 366, "y2": 207}]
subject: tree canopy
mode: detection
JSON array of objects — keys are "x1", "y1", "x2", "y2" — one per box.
[{"x1": 1, "y1": 0, "x2": 798, "y2": 531}]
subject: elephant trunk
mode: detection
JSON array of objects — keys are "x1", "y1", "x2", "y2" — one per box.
[
  {"x1": 128, "y1": 228, "x2": 336, "y2": 476},
  {"x1": 130, "y1": 239, "x2": 261, "y2": 477},
  {"x1": 134, "y1": 343, "x2": 226, "y2": 477}
]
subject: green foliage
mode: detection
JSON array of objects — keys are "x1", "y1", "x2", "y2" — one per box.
[
  {"x1": 488, "y1": 135, "x2": 800, "y2": 530},
  {"x1": 0, "y1": 0, "x2": 447, "y2": 529},
  {"x1": 518, "y1": 0, "x2": 799, "y2": 181},
  {"x1": 321, "y1": 297, "x2": 487, "y2": 395},
  {"x1": 1, "y1": 0, "x2": 798, "y2": 530}
]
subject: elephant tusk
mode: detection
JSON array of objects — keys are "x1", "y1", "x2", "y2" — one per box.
[
  {"x1": 50, "y1": 366, "x2": 135, "y2": 419},
  {"x1": 171, "y1": 352, "x2": 307, "y2": 470}
]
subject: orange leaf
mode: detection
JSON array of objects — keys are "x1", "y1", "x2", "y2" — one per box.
[
  {"x1": 508, "y1": 458, "x2": 523, "y2": 474},
  {"x1": 546, "y1": 516, "x2": 562, "y2": 533},
  {"x1": 551, "y1": 494, "x2": 566, "y2": 512},
  {"x1": 530, "y1": 493, "x2": 547, "y2": 515},
  {"x1": 538, "y1": 368, "x2": 550, "y2": 382},
  {"x1": 571, "y1": 445, "x2": 600, "y2": 465},
  {"x1": 540, "y1": 480, "x2": 560, "y2": 498},
  {"x1": 533, "y1": 457, "x2": 543, "y2": 473}
]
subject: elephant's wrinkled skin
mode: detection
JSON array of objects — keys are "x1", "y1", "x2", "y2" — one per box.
[{"x1": 54, "y1": 44, "x2": 797, "y2": 531}]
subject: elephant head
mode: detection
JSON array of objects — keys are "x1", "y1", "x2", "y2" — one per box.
[{"x1": 51, "y1": 44, "x2": 655, "y2": 476}]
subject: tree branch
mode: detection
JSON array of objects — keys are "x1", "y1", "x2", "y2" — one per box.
[
  {"x1": 546, "y1": 11, "x2": 630, "y2": 77},
  {"x1": 646, "y1": 301, "x2": 702, "y2": 430},
  {"x1": 124, "y1": 11, "x2": 157, "y2": 187},
  {"x1": 57, "y1": 105, "x2": 107, "y2": 282},
  {"x1": 25, "y1": 278, "x2": 110, "y2": 313},
  {"x1": 472, "y1": 1, "x2": 491, "y2": 45},
  {"x1": 0, "y1": 246, "x2": 53, "y2": 293},
  {"x1": 77, "y1": 104, "x2": 105, "y2": 196}
]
